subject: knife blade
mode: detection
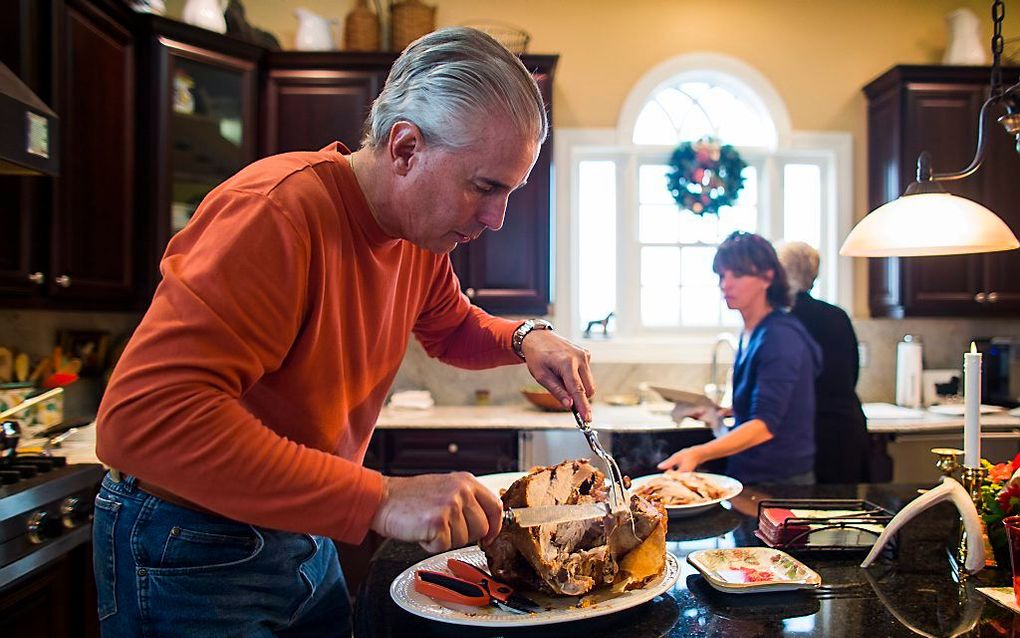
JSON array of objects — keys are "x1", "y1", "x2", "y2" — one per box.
[{"x1": 503, "y1": 502, "x2": 611, "y2": 528}]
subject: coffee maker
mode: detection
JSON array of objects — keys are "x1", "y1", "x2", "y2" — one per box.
[{"x1": 974, "y1": 337, "x2": 1018, "y2": 408}]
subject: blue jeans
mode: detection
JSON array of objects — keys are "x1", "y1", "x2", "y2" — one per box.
[{"x1": 93, "y1": 472, "x2": 352, "y2": 637}]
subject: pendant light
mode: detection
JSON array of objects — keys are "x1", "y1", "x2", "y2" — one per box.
[{"x1": 840, "y1": 0, "x2": 1020, "y2": 258}]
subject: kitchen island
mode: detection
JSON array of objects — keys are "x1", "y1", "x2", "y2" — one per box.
[{"x1": 353, "y1": 483, "x2": 1018, "y2": 637}]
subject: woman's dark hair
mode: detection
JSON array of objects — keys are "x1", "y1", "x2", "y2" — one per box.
[{"x1": 712, "y1": 231, "x2": 791, "y2": 309}]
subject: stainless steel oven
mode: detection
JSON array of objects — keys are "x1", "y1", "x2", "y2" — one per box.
[{"x1": 0, "y1": 455, "x2": 103, "y2": 591}]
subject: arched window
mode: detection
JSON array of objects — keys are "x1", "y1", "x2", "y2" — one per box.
[{"x1": 555, "y1": 54, "x2": 851, "y2": 361}]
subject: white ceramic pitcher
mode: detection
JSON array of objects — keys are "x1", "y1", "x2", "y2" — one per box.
[
  {"x1": 943, "y1": 8, "x2": 987, "y2": 65},
  {"x1": 182, "y1": 0, "x2": 226, "y2": 34},
  {"x1": 294, "y1": 8, "x2": 337, "y2": 51}
]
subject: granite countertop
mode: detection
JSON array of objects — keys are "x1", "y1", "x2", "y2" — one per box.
[
  {"x1": 378, "y1": 403, "x2": 1020, "y2": 435},
  {"x1": 377, "y1": 403, "x2": 687, "y2": 432},
  {"x1": 46, "y1": 401, "x2": 1020, "y2": 470},
  {"x1": 862, "y1": 405, "x2": 1020, "y2": 434},
  {"x1": 353, "y1": 483, "x2": 1018, "y2": 638}
]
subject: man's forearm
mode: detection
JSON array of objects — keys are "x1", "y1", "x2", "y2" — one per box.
[{"x1": 695, "y1": 419, "x2": 774, "y2": 463}]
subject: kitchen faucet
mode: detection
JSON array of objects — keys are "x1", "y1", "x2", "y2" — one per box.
[{"x1": 706, "y1": 332, "x2": 738, "y2": 406}]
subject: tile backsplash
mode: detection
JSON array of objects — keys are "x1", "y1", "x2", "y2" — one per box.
[
  {"x1": 0, "y1": 309, "x2": 142, "y2": 417},
  {"x1": 393, "y1": 317, "x2": 1020, "y2": 406},
  {"x1": 2, "y1": 309, "x2": 1017, "y2": 408}
]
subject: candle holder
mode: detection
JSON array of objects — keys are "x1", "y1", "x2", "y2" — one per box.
[
  {"x1": 932, "y1": 447, "x2": 963, "y2": 480},
  {"x1": 952, "y1": 465, "x2": 989, "y2": 581},
  {"x1": 960, "y1": 466, "x2": 987, "y2": 505}
]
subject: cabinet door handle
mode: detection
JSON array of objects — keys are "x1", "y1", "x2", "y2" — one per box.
[
  {"x1": 974, "y1": 292, "x2": 987, "y2": 303},
  {"x1": 55, "y1": 275, "x2": 71, "y2": 288},
  {"x1": 447, "y1": 443, "x2": 459, "y2": 454},
  {"x1": 988, "y1": 291, "x2": 999, "y2": 303},
  {"x1": 465, "y1": 288, "x2": 476, "y2": 299},
  {"x1": 27, "y1": 272, "x2": 45, "y2": 285}
]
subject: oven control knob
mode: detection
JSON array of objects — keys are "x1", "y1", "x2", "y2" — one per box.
[
  {"x1": 60, "y1": 497, "x2": 92, "y2": 528},
  {"x1": 27, "y1": 511, "x2": 63, "y2": 544}
]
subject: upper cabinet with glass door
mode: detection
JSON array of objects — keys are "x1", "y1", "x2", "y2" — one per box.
[
  {"x1": 134, "y1": 15, "x2": 262, "y2": 290},
  {"x1": 168, "y1": 56, "x2": 250, "y2": 234}
]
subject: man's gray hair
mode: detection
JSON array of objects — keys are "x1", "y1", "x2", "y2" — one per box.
[
  {"x1": 363, "y1": 27, "x2": 548, "y2": 150},
  {"x1": 776, "y1": 241, "x2": 820, "y2": 294}
]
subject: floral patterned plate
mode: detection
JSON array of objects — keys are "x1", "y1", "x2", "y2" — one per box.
[{"x1": 687, "y1": 547, "x2": 821, "y2": 594}]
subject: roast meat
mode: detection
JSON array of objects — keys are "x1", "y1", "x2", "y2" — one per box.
[{"x1": 482, "y1": 459, "x2": 666, "y2": 596}]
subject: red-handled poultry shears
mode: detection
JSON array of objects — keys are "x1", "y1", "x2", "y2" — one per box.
[{"x1": 413, "y1": 558, "x2": 543, "y2": 614}]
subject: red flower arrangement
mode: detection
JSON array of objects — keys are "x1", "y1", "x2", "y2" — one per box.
[{"x1": 981, "y1": 451, "x2": 1020, "y2": 567}]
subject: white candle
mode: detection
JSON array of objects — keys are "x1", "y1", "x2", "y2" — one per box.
[{"x1": 964, "y1": 342, "x2": 982, "y2": 468}]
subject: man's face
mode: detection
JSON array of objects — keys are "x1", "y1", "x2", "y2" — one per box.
[{"x1": 397, "y1": 119, "x2": 539, "y2": 254}]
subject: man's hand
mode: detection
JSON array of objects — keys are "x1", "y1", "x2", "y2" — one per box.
[
  {"x1": 657, "y1": 446, "x2": 704, "y2": 473},
  {"x1": 370, "y1": 472, "x2": 503, "y2": 553},
  {"x1": 520, "y1": 329, "x2": 596, "y2": 421}
]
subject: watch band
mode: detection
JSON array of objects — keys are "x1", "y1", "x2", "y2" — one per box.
[{"x1": 512, "y1": 319, "x2": 553, "y2": 361}]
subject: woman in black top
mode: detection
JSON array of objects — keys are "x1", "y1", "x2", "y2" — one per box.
[{"x1": 777, "y1": 242, "x2": 870, "y2": 483}]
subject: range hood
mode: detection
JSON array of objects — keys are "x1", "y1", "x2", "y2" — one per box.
[{"x1": 0, "y1": 61, "x2": 59, "y2": 176}]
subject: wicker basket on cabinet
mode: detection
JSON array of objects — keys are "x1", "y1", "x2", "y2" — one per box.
[
  {"x1": 344, "y1": 0, "x2": 381, "y2": 51},
  {"x1": 390, "y1": 0, "x2": 435, "y2": 52}
]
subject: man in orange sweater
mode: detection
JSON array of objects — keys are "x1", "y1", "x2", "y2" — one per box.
[{"x1": 92, "y1": 28, "x2": 594, "y2": 637}]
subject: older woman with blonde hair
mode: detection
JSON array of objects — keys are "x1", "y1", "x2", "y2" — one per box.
[{"x1": 777, "y1": 241, "x2": 870, "y2": 483}]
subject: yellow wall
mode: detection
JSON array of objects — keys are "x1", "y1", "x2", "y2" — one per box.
[{"x1": 167, "y1": 0, "x2": 1020, "y2": 315}]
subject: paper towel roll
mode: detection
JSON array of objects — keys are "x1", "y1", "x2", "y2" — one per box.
[{"x1": 896, "y1": 336, "x2": 923, "y2": 409}]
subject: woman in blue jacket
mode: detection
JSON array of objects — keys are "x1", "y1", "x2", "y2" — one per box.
[{"x1": 658, "y1": 232, "x2": 822, "y2": 485}]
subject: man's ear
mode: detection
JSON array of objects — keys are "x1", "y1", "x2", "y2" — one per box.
[
  {"x1": 387, "y1": 121, "x2": 423, "y2": 176},
  {"x1": 762, "y1": 268, "x2": 775, "y2": 285}
]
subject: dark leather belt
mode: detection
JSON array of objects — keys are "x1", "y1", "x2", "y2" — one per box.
[{"x1": 136, "y1": 480, "x2": 221, "y2": 517}]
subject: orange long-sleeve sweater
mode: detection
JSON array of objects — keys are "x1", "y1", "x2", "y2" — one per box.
[{"x1": 96, "y1": 143, "x2": 521, "y2": 543}]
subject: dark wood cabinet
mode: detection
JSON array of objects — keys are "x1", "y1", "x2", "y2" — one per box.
[
  {"x1": 50, "y1": 0, "x2": 137, "y2": 305},
  {"x1": 450, "y1": 59, "x2": 556, "y2": 316},
  {"x1": 0, "y1": 0, "x2": 48, "y2": 298},
  {"x1": 261, "y1": 52, "x2": 392, "y2": 155},
  {"x1": 134, "y1": 15, "x2": 262, "y2": 287},
  {"x1": 0, "y1": 0, "x2": 137, "y2": 308},
  {"x1": 4, "y1": 13, "x2": 556, "y2": 315},
  {"x1": 261, "y1": 52, "x2": 557, "y2": 316},
  {"x1": 864, "y1": 65, "x2": 1020, "y2": 317},
  {"x1": 366, "y1": 429, "x2": 518, "y2": 475},
  {"x1": 0, "y1": 543, "x2": 99, "y2": 638}
]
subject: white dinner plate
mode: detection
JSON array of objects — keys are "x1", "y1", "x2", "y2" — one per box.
[
  {"x1": 687, "y1": 547, "x2": 821, "y2": 593},
  {"x1": 629, "y1": 472, "x2": 742, "y2": 518},
  {"x1": 473, "y1": 471, "x2": 527, "y2": 499},
  {"x1": 389, "y1": 546, "x2": 681, "y2": 627}
]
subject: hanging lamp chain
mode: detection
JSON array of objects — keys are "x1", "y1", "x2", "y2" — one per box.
[{"x1": 991, "y1": 0, "x2": 1005, "y2": 95}]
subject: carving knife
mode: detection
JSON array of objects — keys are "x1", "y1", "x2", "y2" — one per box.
[{"x1": 503, "y1": 502, "x2": 612, "y2": 528}]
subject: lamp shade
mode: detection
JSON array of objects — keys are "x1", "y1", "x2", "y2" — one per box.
[{"x1": 840, "y1": 192, "x2": 1020, "y2": 257}]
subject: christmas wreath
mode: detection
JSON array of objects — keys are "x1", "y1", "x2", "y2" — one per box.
[{"x1": 665, "y1": 137, "x2": 747, "y2": 216}]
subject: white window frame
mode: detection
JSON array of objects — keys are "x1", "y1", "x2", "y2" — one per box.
[{"x1": 552, "y1": 53, "x2": 853, "y2": 363}]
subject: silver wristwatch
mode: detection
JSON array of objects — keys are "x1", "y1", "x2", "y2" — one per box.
[{"x1": 512, "y1": 319, "x2": 553, "y2": 360}]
